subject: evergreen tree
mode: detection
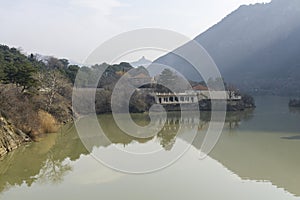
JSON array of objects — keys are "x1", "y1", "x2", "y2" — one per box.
[{"x1": 0, "y1": 45, "x2": 37, "y2": 91}]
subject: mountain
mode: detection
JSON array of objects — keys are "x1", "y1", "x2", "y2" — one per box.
[
  {"x1": 155, "y1": 0, "x2": 300, "y2": 95},
  {"x1": 130, "y1": 56, "x2": 152, "y2": 68}
]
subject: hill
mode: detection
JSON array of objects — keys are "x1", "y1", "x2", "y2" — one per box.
[
  {"x1": 131, "y1": 56, "x2": 152, "y2": 68},
  {"x1": 155, "y1": 0, "x2": 300, "y2": 95}
]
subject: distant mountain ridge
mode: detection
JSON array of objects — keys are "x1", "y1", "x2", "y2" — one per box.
[
  {"x1": 155, "y1": 0, "x2": 300, "y2": 95},
  {"x1": 130, "y1": 56, "x2": 152, "y2": 68}
]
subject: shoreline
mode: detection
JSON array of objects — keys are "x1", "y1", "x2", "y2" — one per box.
[{"x1": 0, "y1": 95, "x2": 255, "y2": 159}]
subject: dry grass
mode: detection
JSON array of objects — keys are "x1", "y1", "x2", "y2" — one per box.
[{"x1": 38, "y1": 110, "x2": 59, "y2": 133}]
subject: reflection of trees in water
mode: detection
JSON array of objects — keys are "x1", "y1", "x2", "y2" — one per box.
[
  {"x1": 94, "y1": 111, "x2": 254, "y2": 152},
  {"x1": 34, "y1": 153, "x2": 72, "y2": 184},
  {"x1": 158, "y1": 131, "x2": 176, "y2": 151},
  {"x1": 289, "y1": 107, "x2": 300, "y2": 114},
  {"x1": 101, "y1": 111, "x2": 254, "y2": 151},
  {"x1": 154, "y1": 110, "x2": 253, "y2": 150},
  {"x1": 226, "y1": 109, "x2": 254, "y2": 129},
  {"x1": 0, "y1": 124, "x2": 87, "y2": 193},
  {"x1": 157, "y1": 122, "x2": 179, "y2": 151},
  {"x1": 209, "y1": 130, "x2": 300, "y2": 197},
  {"x1": 200, "y1": 109, "x2": 254, "y2": 130},
  {"x1": 0, "y1": 110, "x2": 254, "y2": 193}
]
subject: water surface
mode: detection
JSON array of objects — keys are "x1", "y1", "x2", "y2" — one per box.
[{"x1": 0, "y1": 96, "x2": 300, "y2": 200}]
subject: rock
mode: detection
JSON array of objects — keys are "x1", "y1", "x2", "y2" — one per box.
[{"x1": 0, "y1": 115, "x2": 30, "y2": 158}]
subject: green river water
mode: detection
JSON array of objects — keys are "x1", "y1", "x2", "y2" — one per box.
[{"x1": 1, "y1": 96, "x2": 300, "y2": 200}]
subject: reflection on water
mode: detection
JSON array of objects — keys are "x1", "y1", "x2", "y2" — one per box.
[
  {"x1": 289, "y1": 107, "x2": 300, "y2": 115},
  {"x1": 0, "y1": 125, "x2": 89, "y2": 193},
  {"x1": 0, "y1": 96, "x2": 300, "y2": 199},
  {"x1": 281, "y1": 135, "x2": 300, "y2": 140}
]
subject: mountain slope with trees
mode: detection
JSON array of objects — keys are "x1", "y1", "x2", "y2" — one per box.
[
  {"x1": 155, "y1": 0, "x2": 300, "y2": 95},
  {"x1": 0, "y1": 45, "x2": 76, "y2": 138}
]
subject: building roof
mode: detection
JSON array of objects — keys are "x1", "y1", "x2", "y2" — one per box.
[{"x1": 192, "y1": 84, "x2": 208, "y2": 91}]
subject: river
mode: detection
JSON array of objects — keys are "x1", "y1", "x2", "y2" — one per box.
[{"x1": 0, "y1": 96, "x2": 300, "y2": 200}]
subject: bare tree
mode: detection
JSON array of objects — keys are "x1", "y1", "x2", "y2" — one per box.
[{"x1": 36, "y1": 70, "x2": 70, "y2": 111}]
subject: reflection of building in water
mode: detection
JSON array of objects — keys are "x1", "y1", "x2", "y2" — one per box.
[
  {"x1": 155, "y1": 115, "x2": 204, "y2": 130},
  {"x1": 153, "y1": 110, "x2": 254, "y2": 131},
  {"x1": 0, "y1": 110, "x2": 258, "y2": 195},
  {"x1": 91, "y1": 111, "x2": 253, "y2": 152},
  {"x1": 155, "y1": 114, "x2": 203, "y2": 151},
  {"x1": 154, "y1": 110, "x2": 253, "y2": 151}
]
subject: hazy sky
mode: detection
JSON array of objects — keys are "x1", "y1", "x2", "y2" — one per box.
[{"x1": 0, "y1": 0, "x2": 270, "y2": 63}]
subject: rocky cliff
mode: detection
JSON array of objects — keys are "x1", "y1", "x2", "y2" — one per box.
[{"x1": 0, "y1": 116, "x2": 30, "y2": 158}]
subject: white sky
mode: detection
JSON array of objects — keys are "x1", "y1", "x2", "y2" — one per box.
[{"x1": 0, "y1": 0, "x2": 270, "y2": 63}]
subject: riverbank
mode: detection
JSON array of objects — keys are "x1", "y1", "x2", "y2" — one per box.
[
  {"x1": 0, "y1": 44, "x2": 255, "y2": 158},
  {"x1": 0, "y1": 83, "x2": 73, "y2": 158},
  {"x1": 0, "y1": 113, "x2": 72, "y2": 158},
  {"x1": 0, "y1": 116, "x2": 31, "y2": 157},
  {"x1": 0, "y1": 85, "x2": 254, "y2": 158}
]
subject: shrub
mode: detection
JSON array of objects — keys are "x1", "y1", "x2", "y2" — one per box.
[{"x1": 38, "y1": 110, "x2": 59, "y2": 134}]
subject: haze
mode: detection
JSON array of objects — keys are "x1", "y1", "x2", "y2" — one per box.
[{"x1": 0, "y1": 0, "x2": 270, "y2": 63}]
